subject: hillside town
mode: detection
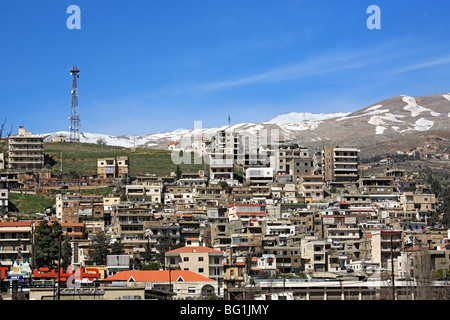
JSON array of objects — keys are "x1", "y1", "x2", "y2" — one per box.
[{"x1": 0, "y1": 125, "x2": 449, "y2": 301}]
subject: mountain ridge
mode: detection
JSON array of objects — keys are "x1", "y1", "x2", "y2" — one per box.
[{"x1": 38, "y1": 92, "x2": 450, "y2": 151}]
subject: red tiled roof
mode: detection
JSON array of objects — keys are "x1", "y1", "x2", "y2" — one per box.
[
  {"x1": 228, "y1": 204, "x2": 266, "y2": 207},
  {"x1": 235, "y1": 212, "x2": 267, "y2": 215},
  {"x1": 167, "y1": 246, "x2": 222, "y2": 254},
  {"x1": 103, "y1": 270, "x2": 214, "y2": 283},
  {"x1": 0, "y1": 222, "x2": 32, "y2": 227},
  {"x1": 0, "y1": 230, "x2": 31, "y2": 233}
]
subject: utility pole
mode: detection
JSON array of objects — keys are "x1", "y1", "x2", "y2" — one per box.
[
  {"x1": 57, "y1": 233, "x2": 62, "y2": 300},
  {"x1": 391, "y1": 234, "x2": 396, "y2": 300}
]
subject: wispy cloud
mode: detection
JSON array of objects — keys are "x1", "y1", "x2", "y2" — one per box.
[
  {"x1": 197, "y1": 43, "x2": 408, "y2": 91},
  {"x1": 391, "y1": 55, "x2": 450, "y2": 75}
]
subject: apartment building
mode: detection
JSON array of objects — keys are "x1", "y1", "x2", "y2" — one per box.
[
  {"x1": 275, "y1": 143, "x2": 313, "y2": 180},
  {"x1": 102, "y1": 270, "x2": 219, "y2": 300},
  {"x1": 0, "y1": 153, "x2": 4, "y2": 170},
  {"x1": 97, "y1": 156, "x2": 129, "y2": 179},
  {"x1": 210, "y1": 222, "x2": 233, "y2": 250},
  {"x1": 208, "y1": 129, "x2": 241, "y2": 162},
  {"x1": 270, "y1": 180, "x2": 297, "y2": 203},
  {"x1": 245, "y1": 167, "x2": 274, "y2": 185},
  {"x1": 0, "y1": 221, "x2": 33, "y2": 268},
  {"x1": 228, "y1": 204, "x2": 267, "y2": 226},
  {"x1": 301, "y1": 237, "x2": 327, "y2": 273},
  {"x1": 191, "y1": 136, "x2": 210, "y2": 157},
  {"x1": 322, "y1": 214, "x2": 361, "y2": 244},
  {"x1": 177, "y1": 171, "x2": 207, "y2": 187},
  {"x1": 229, "y1": 187, "x2": 253, "y2": 204},
  {"x1": 165, "y1": 244, "x2": 224, "y2": 291},
  {"x1": 145, "y1": 221, "x2": 181, "y2": 250},
  {"x1": 195, "y1": 186, "x2": 227, "y2": 208},
  {"x1": 61, "y1": 222, "x2": 86, "y2": 241},
  {"x1": 126, "y1": 182, "x2": 163, "y2": 204},
  {"x1": 8, "y1": 126, "x2": 44, "y2": 172},
  {"x1": 0, "y1": 189, "x2": 7, "y2": 213},
  {"x1": 263, "y1": 220, "x2": 296, "y2": 246},
  {"x1": 112, "y1": 204, "x2": 154, "y2": 259},
  {"x1": 55, "y1": 194, "x2": 104, "y2": 224},
  {"x1": 230, "y1": 224, "x2": 263, "y2": 253},
  {"x1": 299, "y1": 175, "x2": 324, "y2": 203},
  {"x1": 255, "y1": 254, "x2": 277, "y2": 277},
  {"x1": 370, "y1": 230, "x2": 402, "y2": 269},
  {"x1": 261, "y1": 245, "x2": 302, "y2": 273},
  {"x1": 400, "y1": 192, "x2": 437, "y2": 214},
  {"x1": 164, "y1": 185, "x2": 195, "y2": 208},
  {"x1": 359, "y1": 176, "x2": 396, "y2": 195},
  {"x1": 209, "y1": 158, "x2": 235, "y2": 185},
  {"x1": 103, "y1": 196, "x2": 120, "y2": 226},
  {"x1": 288, "y1": 211, "x2": 322, "y2": 236},
  {"x1": 322, "y1": 146, "x2": 360, "y2": 187}
]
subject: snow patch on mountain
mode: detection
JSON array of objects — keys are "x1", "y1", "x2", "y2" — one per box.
[
  {"x1": 366, "y1": 104, "x2": 384, "y2": 111},
  {"x1": 266, "y1": 112, "x2": 349, "y2": 125},
  {"x1": 402, "y1": 95, "x2": 435, "y2": 117},
  {"x1": 413, "y1": 118, "x2": 434, "y2": 131},
  {"x1": 375, "y1": 126, "x2": 386, "y2": 134},
  {"x1": 335, "y1": 108, "x2": 389, "y2": 121},
  {"x1": 280, "y1": 121, "x2": 324, "y2": 131}
]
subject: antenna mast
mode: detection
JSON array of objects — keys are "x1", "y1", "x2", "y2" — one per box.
[{"x1": 69, "y1": 66, "x2": 80, "y2": 143}]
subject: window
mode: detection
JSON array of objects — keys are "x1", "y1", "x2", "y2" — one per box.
[
  {"x1": 123, "y1": 295, "x2": 142, "y2": 300},
  {"x1": 183, "y1": 257, "x2": 189, "y2": 262},
  {"x1": 188, "y1": 287, "x2": 196, "y2": 294},
  {"x1": 198, "y1": 257, "x2": 204, "y2": 262},
  {"x1": 198, "y1": 268, "x2": 204, "y2": 273}
]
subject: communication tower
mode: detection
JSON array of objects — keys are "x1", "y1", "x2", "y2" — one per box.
[{"x1": 69, "y1": 66, "x2": 80, "y2": 142}]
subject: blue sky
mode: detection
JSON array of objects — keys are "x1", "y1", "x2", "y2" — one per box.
[{"x1": 1, "y1": 0, "x2": 450, "y2": 136}]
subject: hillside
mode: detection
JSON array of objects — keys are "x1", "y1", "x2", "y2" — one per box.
[
  {"x1": 44, "y1": 142, "x2": 208, "y2": 177},
  {"x1": 38, "y1": 93, "x2": 450, "y2": 155}
]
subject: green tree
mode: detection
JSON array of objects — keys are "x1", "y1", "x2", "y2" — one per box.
[
  {"x1": 155, "y1": 234, "x2": 184, "y2": 266},
  {"x1": 130, "y1": 257, "x2": 142, "y2": 270},
  {"x1": 176, "y1": 165, "x2": 182, "y2": 180},
  {"x1": 87, "y1": 231, "x2": 110, "y2": 265},
  {"x1": 110, "y1": 239, "x2": 125, "y2": 255},
  {"x1": 35, "y1": 220, "x2": 62, "y2": 269},
  {"x1": 143, "y1": 238, "x2": 153, "y2": 263},
  {"x1": 61, "y1": 234, "x2": 72, "y2": 271},
  {"x1": 141, "y1": 262, "x2": 161, "y2": 270}
]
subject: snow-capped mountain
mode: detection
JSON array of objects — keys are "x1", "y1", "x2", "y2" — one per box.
[
  {"x1": 265, "y1": 111, "x2": 350, "y2": 125},
  {"x1": 39, "y1": 93, "x2": 450, "y2": 150}
]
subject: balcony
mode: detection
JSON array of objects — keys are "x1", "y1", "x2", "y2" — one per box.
[
  {"x1": 0, "y1": 237, "x2": 31, "y2": 242},
  {"x1": 9, "y1": 140, "x2": 43, "y2": 145}
]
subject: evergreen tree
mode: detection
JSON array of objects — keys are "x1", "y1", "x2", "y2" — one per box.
[
  {"x1": 143, "y1": 238, "x2": 153, "y2": 263},
  {"x1": 110, "y1": 239, "x2": 125, "y2": 255},
  {"x1": 141, "y1": 262, "x2": 161, "y2": 270},
  {"x1": 87, "y1": 231, "x2": 110, "y2": 265},
  {"x1": 35, "y1": 220, "x2": 62, "y2": 269},
  {"x1": 61, "y1": 234, "x2": 73, "y2": 271},
  {"x1": 176, "y1": 165, "x2": 182, "y2": 180},
  {"x1": 155, "y1": 234, "x2": 184, "y2": 266}
]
